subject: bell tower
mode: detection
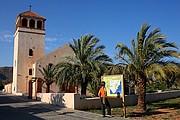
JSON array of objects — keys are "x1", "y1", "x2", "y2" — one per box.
[{"x1": 12, "y1": 10, "x2": 46, "y2": 95}]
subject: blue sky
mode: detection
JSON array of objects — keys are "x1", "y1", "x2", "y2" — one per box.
[{"x1": 0, "y1": 0, "x2": 180, "y2": 67}]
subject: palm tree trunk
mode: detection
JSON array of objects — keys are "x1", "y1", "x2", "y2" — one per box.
[
  {"x1": 81, "y1": 81, "x2": 87, "y2": 95},
  {"x1": 46, "y1": 84, "x2": 50, "y2": 93},
  {"x1": 137, "y1": 75, "x2": 146, "y2": 113}
]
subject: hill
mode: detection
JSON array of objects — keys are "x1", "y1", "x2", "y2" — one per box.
[
  {"x1": 0, "y1": 67, "x2": 13, "y2": 82},
  {"x1": 0, "y1": 66, "x2": 13, "y2": 89}
]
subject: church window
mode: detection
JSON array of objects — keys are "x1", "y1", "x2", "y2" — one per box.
[
  {"x1": 29, "y1": 69, "x2": 32, "y2": 75},
  {"x1": 22, "y1": 18, "x2": 28, "y2": 27},
  {"x1": 29, "y1": 19, "x2": 35, "y2": 28},
  {"x1": 29, "y1": 49, "x2": 33, "y2": 56},
  {"x1": 37, "y1": 20, "x2": 42, "y2": 29}
]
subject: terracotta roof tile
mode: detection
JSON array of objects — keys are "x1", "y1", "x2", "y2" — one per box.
[{"x1": 19, "y1": 11, "x2": 46, "y2": 20}]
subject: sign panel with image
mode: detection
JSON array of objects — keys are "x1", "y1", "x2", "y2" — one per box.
[{"x1": 101, "y1": 75, "x2": 124, "y2": 97}]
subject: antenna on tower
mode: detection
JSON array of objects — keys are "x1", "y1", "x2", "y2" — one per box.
[{"x1": 29, "y1": 5, "x2": 32, "y2": 11}]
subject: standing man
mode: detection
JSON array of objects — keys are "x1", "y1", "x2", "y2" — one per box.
[{"x1": 98, "y1": 81, "x2": 112, "y2": 117}]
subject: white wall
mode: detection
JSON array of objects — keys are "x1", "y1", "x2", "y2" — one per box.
[
  {"x1": 4, "y1": 83, "x2": 12, "y2": 94},
  {"x1": 37, "y1": 90, "x2": 180, "y2": 110},
  {"x1": 37, "y1": 93, "x2": 75, "y2": 109}
]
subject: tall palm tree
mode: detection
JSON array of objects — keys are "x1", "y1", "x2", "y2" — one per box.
[
  {"x1": 159, "y1": 64, "x2": 180, "y2": 89},
  {"x1": 39, "y1": 63, "x2": 57, "y2": 93},
  {"x1": 104, "y1": 63, "x2": 124, "y2": 75},
  {"x1": 116, "y1": 23, "x2": 180, "y2": 112},
  {"x1": 56, "y1": 34, "x2": 112, "y2": 95},
  {"x1": 55, "y1": 62, "x2": 79, "y2": 92},
  {"x1": 87, "y1": 70, "x2": 102, "y2": 97},
  {"x1": 87, "y1": 62, "x2": 108, "y2": 97}
]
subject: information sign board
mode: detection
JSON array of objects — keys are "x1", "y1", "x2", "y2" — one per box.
[{"x1": 101, "y1": 75, "x2": 124, "y2": 97}]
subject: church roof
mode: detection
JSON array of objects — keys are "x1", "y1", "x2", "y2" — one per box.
[
  {"x1": 36, "y1": 43, "x2": 75, "y2": 65},
  {"x1": 39, "y1": 43, "x2": 73, "y2": 60},
  {"x1": 18, "y1": 10, "x2": 46, "y2": 20}
]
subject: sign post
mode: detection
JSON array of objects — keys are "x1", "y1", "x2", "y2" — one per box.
[
  {"x1": 101, "y1": 75, "x2": 126, "y2": 118},
  {"x1": 122, "y1": 76, "x2": 126, "y2": 118}
]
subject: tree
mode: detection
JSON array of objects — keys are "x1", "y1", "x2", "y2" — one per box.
[
  {"x1": 116, "y1": 23, "x2": 180, "y2": 112},
  {"x1": 87, "y1": 62, "x2": 108, "y2": 97},
  {"x1": 104, "y1": 63, "x2": 124, "y2": 75},
  {"x1": 56, "y1": 34, "x2": 112, "y2": 95},
  {"x1": 87, "y1": 71, "x2": 101, "y2": 97},
  {"x1": 155, "y1": 64, "x2": 179, "y2": 89},
  {"x1": 39, "y1": 63, "x2": 57, "y2": 93},
  {"x1": 55, "y1": 62, "x2": 79, "y2": 92}
]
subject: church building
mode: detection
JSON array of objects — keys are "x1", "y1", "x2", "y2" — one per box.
[{"x1": 11, "y1": 10, "x2": 75, "y2": 98}]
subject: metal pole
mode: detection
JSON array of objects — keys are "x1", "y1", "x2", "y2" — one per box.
[
  {"x1": 122, "y1": 95, "x2": 126, "y2": 118},
  {"x1": 122, "y1": 75, "x2": 126, "y2": 118}
]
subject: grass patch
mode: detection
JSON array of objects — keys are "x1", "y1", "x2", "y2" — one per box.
[{"x1": 84, "y1": 97, "x2": 180, "y2": 119}]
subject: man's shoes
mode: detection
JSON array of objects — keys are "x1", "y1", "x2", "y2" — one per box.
[
  {"x1": 102, "y1": 115, "x2": 112, "y2": 118},
  {"x1": 106, "y1": 115, "x2": 112, "y2": 118}
]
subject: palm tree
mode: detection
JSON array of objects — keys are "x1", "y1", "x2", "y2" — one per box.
[
  {"x1": 56, "y1": 34, "x2": 112, "y2": 95},
  {"x1": 87, "y1": 62, "x2": 109, "y2": 97},
  {"x1": 159, "y1": 64, "x2": 180, "y2": 89},
  {"x1": 104, "y1": 63, "x2": 124, "y2": 75},
  {"x1": 39, "y1": 63, "x2": 57, "y2": 93},
  {"x1": 55, "y1": 62, "x2": 79, "y2": 92},
  {"x1": 87, "y1": 71, "x2": 101, "y2": 97},
  {"x1": 116, "y1": 23, "x2": 180, "y2": 112}
]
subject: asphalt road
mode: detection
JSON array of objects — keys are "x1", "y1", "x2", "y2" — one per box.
[
  {"x1": 0, "y1": 92, "x2": 129, "y2": 120},
  {"x1": 0, "y1": 92, "x2": 84, "y2": 120}
]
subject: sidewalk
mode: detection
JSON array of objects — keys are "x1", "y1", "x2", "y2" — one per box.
[{"x1": 10, "y1": 93, "x2": 130, "y2": 120}]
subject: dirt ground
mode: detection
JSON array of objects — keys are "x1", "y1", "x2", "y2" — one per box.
[{"x1": 130, "y1": 108, "x2": 180, "y2": 120}]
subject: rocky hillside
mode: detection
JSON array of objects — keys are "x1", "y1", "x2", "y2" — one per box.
[{"x1": 0, "y1": 67, "x2": 13, "y2": 82}]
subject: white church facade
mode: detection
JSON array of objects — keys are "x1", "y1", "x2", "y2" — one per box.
[{"x1": 11, "y1": 10, "x2": 75, "y2": 98}]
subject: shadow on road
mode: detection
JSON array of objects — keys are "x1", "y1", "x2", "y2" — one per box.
[{"x1": 0, "y1": 91, "x2": 74, "y2": 120}]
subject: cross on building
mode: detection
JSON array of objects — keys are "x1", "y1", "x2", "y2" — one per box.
[{"x1": 29, "y1": 5, "x2": 32, "y2": 11}]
